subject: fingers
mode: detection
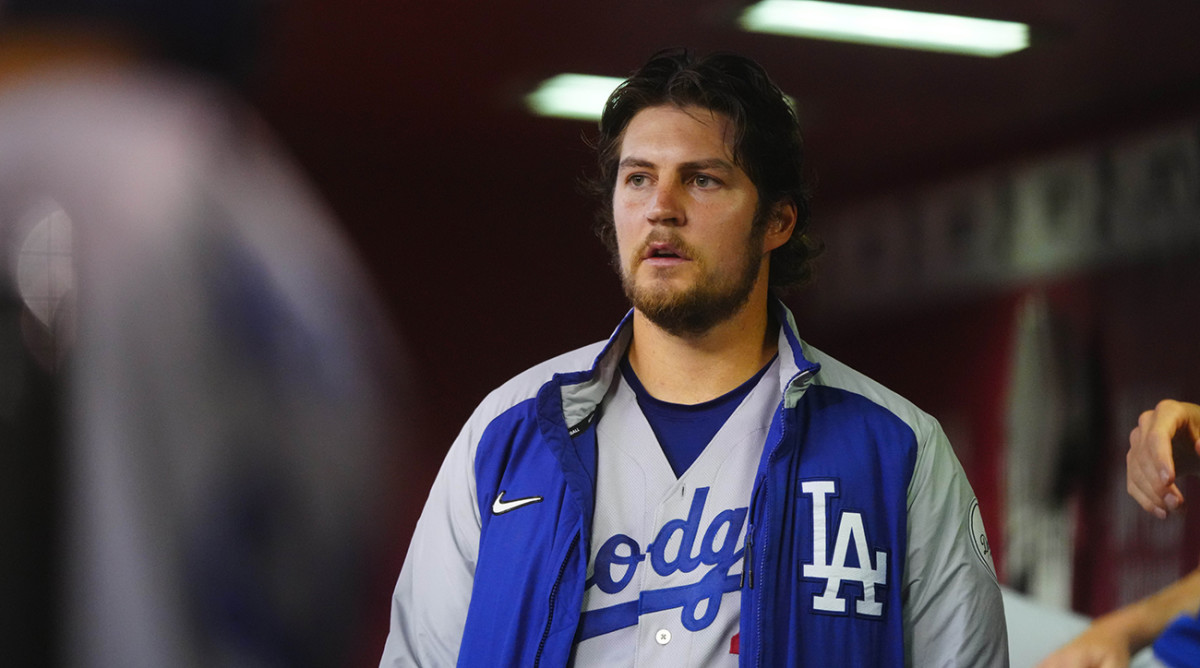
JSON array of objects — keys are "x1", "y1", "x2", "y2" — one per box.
[
  {"x1": 1127, "y1": 415, "x2": 1173, "y2": 517},
  {"x1": 1126, "y1": 400, "x2": 1200, "y2": 519}
]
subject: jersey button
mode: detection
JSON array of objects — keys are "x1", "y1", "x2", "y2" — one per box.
[{"x1": 655, "y1": 629, "x2": 671, "y2": 645}]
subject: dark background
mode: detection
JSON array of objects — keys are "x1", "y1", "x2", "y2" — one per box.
[
  {"x1": 252, "y1": 0, "x2": 1200, "y2": 449},
  {"x1": 242, "y1": 0, "x2": 1200, "y2": 656}
]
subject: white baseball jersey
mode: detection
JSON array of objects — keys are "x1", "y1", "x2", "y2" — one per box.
[{"x1": 572, "y1": 357, "x2": 780, "y2": 665}]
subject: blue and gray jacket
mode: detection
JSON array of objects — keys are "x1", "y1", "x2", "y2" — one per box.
[{"x1": 382, "y1": 301, "x2": 1008, "y2": 667}]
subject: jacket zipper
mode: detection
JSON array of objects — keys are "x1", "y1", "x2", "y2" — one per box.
[
  {"x1": 534, "y1": 532, "x2": 580, "y2": 668},
  {"x1": 752, "y1": 391, "x2": 798, "y2": 668},
  {"x1": 754, "y1": 476, "x2": 768, "y2": 668},
  {"x1": 743, "y1": 475, "x2": 765, "y2": 590},
  {"x1": 742, "y1": 531, "x2": 754, "y2": 589}
]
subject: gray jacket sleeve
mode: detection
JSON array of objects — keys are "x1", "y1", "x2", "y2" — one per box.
[
  {"x1": 380, "y1": 419, "x2": 482, "y2": 667},
  {"x1": 903, "y1": 421, "x2": 1009, "y2": 667}
]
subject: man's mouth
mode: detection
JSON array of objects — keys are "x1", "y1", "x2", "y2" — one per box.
[{"x1": 642, "y1": 240, "x2": 689, "y2": 262}]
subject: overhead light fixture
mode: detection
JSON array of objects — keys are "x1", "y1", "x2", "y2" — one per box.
[
  {"x1": 525, "y1": 74, "x2": 624, "y2": 121},
  {"x1": 740, "y1": 0, "x2": 1030, "y2": 57},
  {"x1": 525, "y1": 72, "x2": 800, "y2": 121}
]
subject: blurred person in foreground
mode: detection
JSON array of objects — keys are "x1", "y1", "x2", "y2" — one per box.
[
  {"x1": 381, "y1": 49, "x2": 1006, "y2": 667},
  {"x1": 0, "y1": 1, "x2": 404, "y2": 666},
  {"x1": 1038, "y1": 400, "x2": 1200, "y2": 668}
]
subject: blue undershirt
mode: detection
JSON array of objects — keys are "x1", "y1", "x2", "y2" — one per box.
[{"x1": 619, "y1": 354, "x2": 776, "y2": 478}]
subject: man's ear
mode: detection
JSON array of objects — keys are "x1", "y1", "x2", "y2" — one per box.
[{"x1": 763, "y1": 201, "x2": 797, "y2": 253}]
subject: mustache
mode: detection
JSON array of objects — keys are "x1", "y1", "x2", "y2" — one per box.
[{"x1": 632, "y1": 230, "x2": 697, "y2": 263}]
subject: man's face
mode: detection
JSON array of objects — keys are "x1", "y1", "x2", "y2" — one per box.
[{"x1": 612, "y1": 104, "x2": 773, "y2": 336}]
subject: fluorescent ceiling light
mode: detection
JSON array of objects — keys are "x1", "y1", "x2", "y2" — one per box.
[
  {"x1": 525, "y1": 74, "x2": 624, "y2": 121},
  {"x1": 525, "y1": 73, "x2": 799, "y2": 121},
  {"x1": 740, "y1": 0, "x2": 1029, "y2": 57}
]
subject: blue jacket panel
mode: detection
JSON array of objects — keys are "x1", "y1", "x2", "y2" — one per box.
[
  {"x1": 742, "y1": 385, "x2": 914, "y2": 667},
  {"x1": 460, "y1": 397, "x2": 588, "y2": 667}
]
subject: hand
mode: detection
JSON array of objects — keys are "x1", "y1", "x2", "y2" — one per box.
[
  {"x1": 1035, "y1": 627, "x2": 1130, "y2": 668},
  {"x1": 1127, "y1": 400, "x2": 1200, "y2": 519}
]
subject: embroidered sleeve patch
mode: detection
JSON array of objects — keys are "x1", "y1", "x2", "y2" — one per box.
[{"x1": 968, "y1": 499, "x2": 996, "y2": 577}]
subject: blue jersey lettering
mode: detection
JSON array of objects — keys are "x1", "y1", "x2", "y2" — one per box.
[{"x1": 580, "y1": 487, "x2": 747, "y2": 639}]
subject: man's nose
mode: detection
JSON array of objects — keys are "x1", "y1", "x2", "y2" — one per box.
[{"x1": 646, "y1": 182, "x2": 684, "y2": 226}]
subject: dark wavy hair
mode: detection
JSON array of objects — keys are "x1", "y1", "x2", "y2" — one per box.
[{"x1": 585, "y1": 49, "x2": 821, "y2": 290}]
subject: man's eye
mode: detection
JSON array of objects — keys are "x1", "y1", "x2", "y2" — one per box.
[
  {"x1": 628, "y1": 174, "x2": 647, "y2": 186},
  {"x1": 693, "y1": 175, "x2": 718, "y2": 188}
]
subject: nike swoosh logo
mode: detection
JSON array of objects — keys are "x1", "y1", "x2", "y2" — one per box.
[{"x1": 492, "y1": 490, "x2": 544, "y2": 515}]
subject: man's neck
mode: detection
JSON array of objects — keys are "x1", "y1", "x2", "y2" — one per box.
[{"x1": 626, "y1": 293, "x2": 779, "y2": 405}]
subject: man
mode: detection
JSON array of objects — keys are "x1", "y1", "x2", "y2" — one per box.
[{"x1": 382, "y1": 50, "x2": 1006, "y2": 666}]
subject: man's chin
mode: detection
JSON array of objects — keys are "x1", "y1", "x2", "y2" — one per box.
[{"x1": 628, "y1": 287, "x2": 753, "y2": 338}]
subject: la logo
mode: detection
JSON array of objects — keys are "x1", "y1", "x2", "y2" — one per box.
[{"x1": 801, "y1": 480, "x2": 887, "y2": 617}]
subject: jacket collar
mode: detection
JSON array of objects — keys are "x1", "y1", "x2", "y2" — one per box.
[
  {"x1": 557, "y1": 298, "x2": 820, "y2": 417},
  {"x1": 770, "y1": 298, "x2": 821, "y2": 408}
]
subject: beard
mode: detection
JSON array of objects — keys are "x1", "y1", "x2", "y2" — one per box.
[{"x1": 620, "y1": 224, "x2": 767, "y2": 338}]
